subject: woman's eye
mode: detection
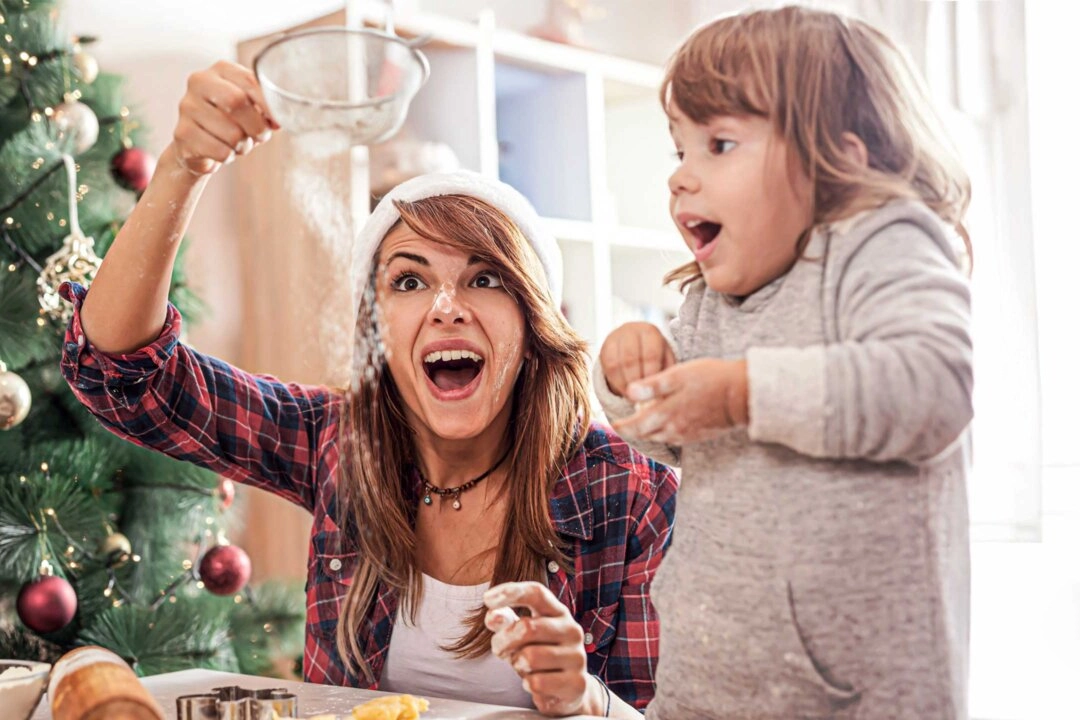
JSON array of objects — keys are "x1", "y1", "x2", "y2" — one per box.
[
  {"x1": 710, "y1": 139, "x2": 736, "y2": 154},
  {"x1": 391, "y1": 273, "x2": 427, "y2": 292},
  {"x1": 471, "y1": 271, "x2": 504, "y2": 289},
  {"x1": 672, "y1": 150, "x2": 684, "y2": 161}
]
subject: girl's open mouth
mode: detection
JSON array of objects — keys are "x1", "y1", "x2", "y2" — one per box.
[
  {"x1": 686, "y1": 219, "x2": 721, "y2": 248},
  {"x1": 685, "y1": 219, "x2": 722, "y2": 262}
]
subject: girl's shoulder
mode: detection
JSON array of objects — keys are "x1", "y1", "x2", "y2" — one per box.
[{"x1": 821, "y1": 200, "x2": 960, "y2": 266}]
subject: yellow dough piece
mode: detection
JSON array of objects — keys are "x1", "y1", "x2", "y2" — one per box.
[{"x1": 351, "y1": 694, "x2": 430, "y2": 720}]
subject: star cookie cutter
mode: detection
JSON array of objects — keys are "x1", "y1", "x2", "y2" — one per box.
[{"x1": 176, "y1": 685, "x2": 299, "y2": 720}]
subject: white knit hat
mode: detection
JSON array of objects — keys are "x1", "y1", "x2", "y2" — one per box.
[{"x1": 353, "y1": 170, "x2": 563, "y2": 307}]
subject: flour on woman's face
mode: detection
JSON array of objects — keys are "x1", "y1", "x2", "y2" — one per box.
[{"x1": 374, "y1": 224, "x2": 526, "y2": 443}]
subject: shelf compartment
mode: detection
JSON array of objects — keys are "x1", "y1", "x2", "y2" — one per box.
[
  {"x1": 494, "y1": 61, "x2": 592, "y2": 221},
  {"x1": 602, "y1": 78, "x2": 673, "y2": 233}
]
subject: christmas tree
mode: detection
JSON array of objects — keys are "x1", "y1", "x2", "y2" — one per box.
[{"x1": 0, "y1": 0, "x2": 303, "y2": 676}]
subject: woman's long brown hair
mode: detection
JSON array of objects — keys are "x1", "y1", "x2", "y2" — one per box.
[
  {"x1": 335, "y1": 194, "x2": 591, "y2": 678},
  {"x1": 660, "y1": 6, "x2": 973, "y2": 288}
]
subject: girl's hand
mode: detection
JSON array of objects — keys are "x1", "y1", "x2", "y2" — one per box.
[
  {"x1": 172, "y1": 60, "x2": 279, "y2": 176},
  {"x1": 599, "y1": 322, "x2": 677, "y2": 398},
  {"x1": 484, "y1": 581, "x2": 606, "y2": 717},
  {"x1": 613, "y1": 358, "x2": 749, "y2": 444}
]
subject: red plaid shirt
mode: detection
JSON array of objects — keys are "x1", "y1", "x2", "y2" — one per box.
[{"x1": 59, "y1": 283, "x2": 678, "y2": 709}]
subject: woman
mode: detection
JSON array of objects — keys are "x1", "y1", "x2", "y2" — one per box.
[{"x1": 60, "y1": 60, "x2": 677, "y2": 718}]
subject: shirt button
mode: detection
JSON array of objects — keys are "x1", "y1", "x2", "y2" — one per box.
[
  {"x1": 547, "y1": 560, "x2": 559, "y2": 574},
  {"x1": 583, "y1": 632, "x2": 594, "y2": 645},
  {"x1": 329, "y1": 558, "x2": 343, "y2": 572}
]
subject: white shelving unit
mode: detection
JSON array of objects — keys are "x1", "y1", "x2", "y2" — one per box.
[{"x1": 240, "y1": 2, "x2": 690, "y2": 356}]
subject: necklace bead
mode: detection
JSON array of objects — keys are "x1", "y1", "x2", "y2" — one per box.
[{"x1": 418, "y1": 447, "x2": 510, "y2": 511}]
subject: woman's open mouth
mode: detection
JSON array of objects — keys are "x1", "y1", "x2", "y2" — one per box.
[{"x1": 422, "y1": 349, "x2": 485, "y2": 400}]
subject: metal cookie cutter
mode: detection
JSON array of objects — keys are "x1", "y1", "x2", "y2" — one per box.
[{"x1": 176, "y1": 685, "x2": 299, "y2": 720}]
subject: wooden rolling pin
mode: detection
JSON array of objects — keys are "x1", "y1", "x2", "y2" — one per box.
[{"x1": 48, "y1": 646, "x2": 166, "y2": 720}]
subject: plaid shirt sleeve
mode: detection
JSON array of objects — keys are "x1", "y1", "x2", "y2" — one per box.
[
  {"x1": 58, "y1": 282, "x2": 338, "y2": 511},
  {"x1": 558, "y1": 425, "x2": 678, "y2": 710},
  {"x1": 600, "y1": 445, "x2": 678, "y2": 709}
]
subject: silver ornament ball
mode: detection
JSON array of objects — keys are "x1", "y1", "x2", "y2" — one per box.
[{"x1": 52, "y1": 100, "x2": 99, "y2": 154}]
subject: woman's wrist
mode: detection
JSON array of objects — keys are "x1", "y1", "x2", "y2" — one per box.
[{"x1": 581, "y1": 674, "x2": 611, "y2": 717}]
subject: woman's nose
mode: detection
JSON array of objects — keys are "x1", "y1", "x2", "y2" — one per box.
[{"x1": 427, "y1": 285, "x2": 472, "y2": 324}]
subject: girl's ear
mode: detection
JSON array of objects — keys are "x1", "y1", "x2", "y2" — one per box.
[{"x1": 840, "y1": 131, "x2": 869, "y2": 168}]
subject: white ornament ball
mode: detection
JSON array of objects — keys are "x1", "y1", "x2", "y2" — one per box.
[
  {"x1": 52, "y1": 100, "x2": 99, "y2": 154},
  {"x1": 0, "y1": 367, "x2": 32, "y2": 430}
]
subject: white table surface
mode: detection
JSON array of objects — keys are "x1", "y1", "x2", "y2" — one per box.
[{"x1": 28, "y1": 668, "x2": 605, "y2": 720}]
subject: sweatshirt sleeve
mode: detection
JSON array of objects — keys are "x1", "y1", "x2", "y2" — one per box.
[
  {"x1": 58, "y1": 282, "x2": 339, "y2": 511},
  {"x1": 592, "y1": 287, "x2": 704, "y2": 468},
  {"x1": 592, "y1": 360, "x2": 682, "y2": 467},
  {"x1": 747, "y1": 219, "x2": 973, "y2": 464}
]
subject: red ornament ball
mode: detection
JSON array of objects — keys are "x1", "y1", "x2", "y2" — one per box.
[
  {"x1": 198, "y1": 544, "x2": 251, "y2": 595},
  {"x1": 110, "y1": 146, "x2": 157, "y2": 193},
  {"x1": 218, "y1": 478, "x2": 236, "y2": 509},
  {"x1": 17, "y1": 574, "x2": 77, "y2": 634}
]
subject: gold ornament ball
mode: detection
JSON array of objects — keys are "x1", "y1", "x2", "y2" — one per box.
[
  {"x1": 72, "y1": 49, "x2": 99, "y2": 84},
  {"x1": 0, "y1": 367, "x2": 32, "y2": 430},
  {"x1": 100, "y1": 532, "x2": 132, "y2": 566}
]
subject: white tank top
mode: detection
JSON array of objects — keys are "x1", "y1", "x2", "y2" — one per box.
[{"x1": 379, "y1": 573, "x2": 535, "y2": 708}]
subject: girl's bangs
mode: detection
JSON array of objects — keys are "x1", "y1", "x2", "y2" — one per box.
[{"x1": 662, "y1": 20, "x2": 771, "y2": 122}]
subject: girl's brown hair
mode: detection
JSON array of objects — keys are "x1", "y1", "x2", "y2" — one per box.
[
  {"x1": 660, "y1": 6, "x2": 972, "y2": 287},
  {"x1": 335, "y1": 194, "x2": 591, "y2": 678}
]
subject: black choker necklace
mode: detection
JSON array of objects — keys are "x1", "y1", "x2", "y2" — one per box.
[{"x1": 419, "y1": 448, "x2": 511, "y2": 511}]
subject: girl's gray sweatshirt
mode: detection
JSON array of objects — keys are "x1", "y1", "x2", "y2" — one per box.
[{"x1": 596, "y1": 201, "x2": 973, "y2": 719}]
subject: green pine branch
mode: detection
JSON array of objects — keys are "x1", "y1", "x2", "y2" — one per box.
[
  {"x1": 231, "y1": 580, "x2": 306, "y2": 677},
  {"x1": 78, "y1": 598, "x2": 238, "y2": 676},
  {"x1": 0, "y1": 0, "x2": 304, "y2": 675}
]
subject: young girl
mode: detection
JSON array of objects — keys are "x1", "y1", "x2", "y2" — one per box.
[
  {"x1": 597, "y1": 7, "x2": 973, "y2": 719},
  {"x1": 60, "y1": 60, "x2": 677, "y2": 718}
]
